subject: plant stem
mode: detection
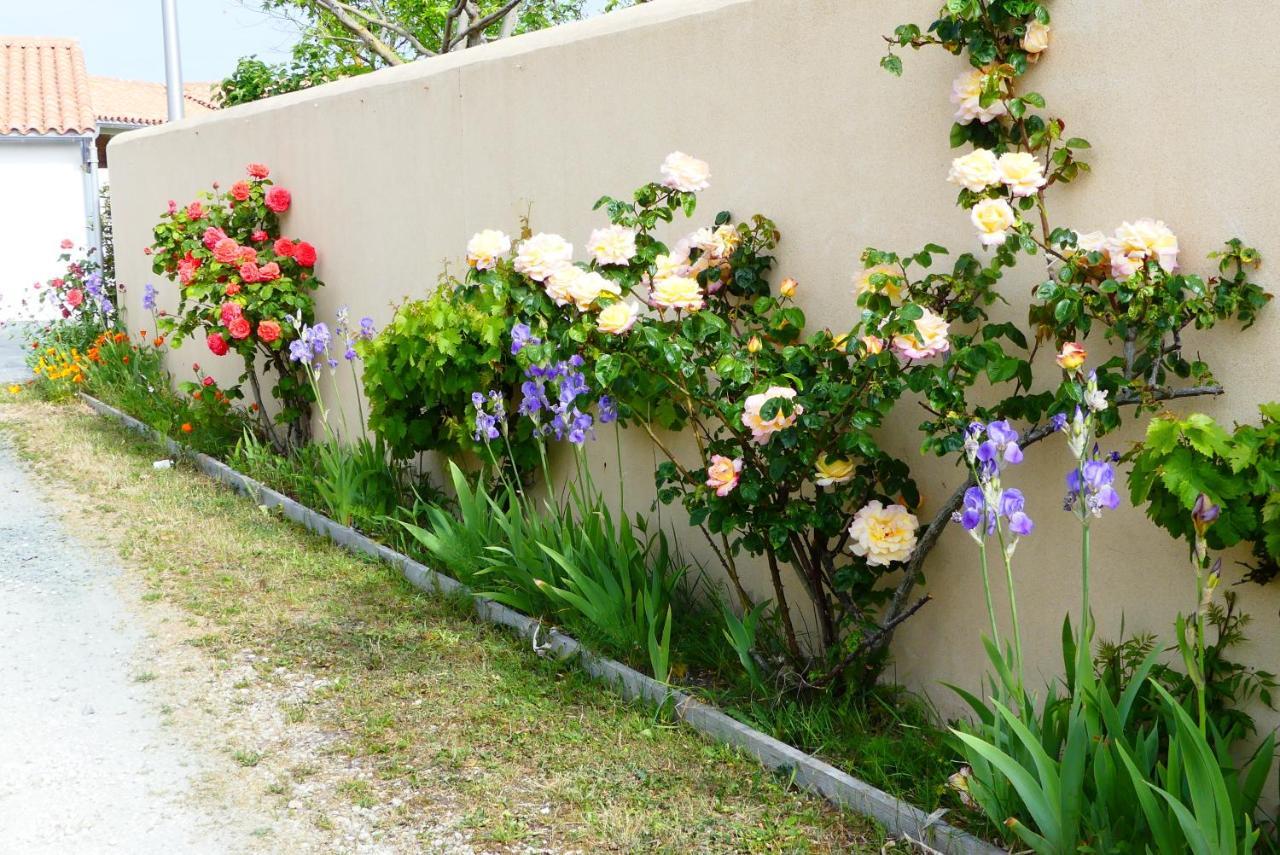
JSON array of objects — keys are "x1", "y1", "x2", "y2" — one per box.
[{"x1": 978, "y1": 541, "x2": 1001, "y2": 652}]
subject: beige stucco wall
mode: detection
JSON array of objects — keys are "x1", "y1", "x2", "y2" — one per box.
[{"x1": 109, "y1": 0, "x2": 1279, "y2": 753}]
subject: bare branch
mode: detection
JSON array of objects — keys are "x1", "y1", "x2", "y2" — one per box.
[
  {"x1": 313, "y1": 0, "x2": 406, "y2": 65},
  {"x1": 448, "y1": 0, "x2": 524, "y2": 50},
  {"x1": 324, "y1": 0, "x2": 436, "y2": 57}
]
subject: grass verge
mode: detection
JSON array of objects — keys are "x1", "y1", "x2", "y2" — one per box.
[{"x1": 0, "y1": 398, "x2": 885, "y2": 853}]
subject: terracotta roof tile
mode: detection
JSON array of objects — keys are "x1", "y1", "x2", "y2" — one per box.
[
  {"x1": 0, "y1": 36, "x2": 96, "y2": 135},
  {"x1": 90, "y1": 76, "x2": 218, "y2": 127}
]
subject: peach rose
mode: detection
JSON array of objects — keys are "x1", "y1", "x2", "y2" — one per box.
[
  {"x1": 596, "y1": 299, "x2": 641, "y2": 335},
  {"x1": 514, "y1": 233, "x2": 573, "y2": 282},
  {"x1": 1022, "y1": 20, "x2": 1050, "y2": 55},
  {"x1": 586, "y1": 225, "x2": 637, "y2": 267},
  {"x1": 951, "y1": 67, "x2": 1007, "y2": 125},
  {"x1": 741, "y1": 386, "x2": 802, "y2": 444},
  {"x1": 892, "y1": 307, "x2": 951, "y2": 360},
  {"x1": 650, "y1": 275, "x2": 704, "y2": 311},
  {"x1": 705, "y1": 455, "x2": 742, "y2": 497},
  {"x1": 852, "y1": 265, "x2": 904, "y2": 305},
  {"x1": 848, "y1": 501, "x2": 918, "y2": 566},
  {"x1": 1056, "y1": 342, "x2": 1087, "y2": 370}
]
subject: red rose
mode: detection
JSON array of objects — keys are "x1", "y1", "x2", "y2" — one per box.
[
  {"x1": 220, "y1": 302, "x2": 243, "y2": 325},
  {"x1": 186, "y1": 201, "x2": 205, "y2": 220},
  {"x1": 237, "y1": 246, "x2": 258, "y2": 264},
  {"x1": 212, "y1": 238, "x2": 240, "y2": 264},
  {"x1": 206, "y1": 333, "x2": 229, "y2": 356},
  {"x1": 66, "y1": 289, "x2": 83, "y2": 308},
  {"x1": 293, "y1": 241, "x2": 317, "y2": 267},
  {"x1": 273, "y1": 238, "x2": 295, "y2": 257},
  {"x1": 230, "y1": 181, "x2": 251, "y2": 201},
  {"x1": 247, "y1": 163, "x2": 270, "y2": 179},
  {"x1": 256, "y1": 262, "x2": 280, "y2": 281},
  {"x1": 257, "y1": 319, "x2": 281, "y2": 343},
  {"x1": 202, "y1": 226, "x2": 228, "y2": 250},
  {"x1": 264, "y1": 186, "x2": 291, "y2": 213},
  {"x1": 60, "y1": 238, "x2": 73, "y2": 249},
  {"x1": 251, "y1": 229, "x2": 268, "y2": 243},
  {"x1": 238, "y1": 262, "x2": 261, "y2": 283},
  {"x1": 202, "y1": 376, "x2": 215, "y2": 387},
  {"x1": 225, "y1": 282, "x2": 241, "y2": 296},
  {"x1": 228, "y1": 317, "x2": 251, "y2": 340}
]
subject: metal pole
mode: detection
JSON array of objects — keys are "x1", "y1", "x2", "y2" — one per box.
[{"x1": 161, "y1": 0, "x2": 184, "y2": 121}]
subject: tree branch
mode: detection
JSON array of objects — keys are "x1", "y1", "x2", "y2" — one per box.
[
  {"x1": 448, "y1": 0, "x2": 523, "y2": 50},
  {"x1": 324, "y1": 0, "x2": 436, "y2": 57},
  {"x1": 313, "y1": 0, "x2": 407, "y2": 65}
]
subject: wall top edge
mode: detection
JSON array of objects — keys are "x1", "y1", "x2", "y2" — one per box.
[{"x1": 106, "y1": 0, "x2": 749, "y2": 151}]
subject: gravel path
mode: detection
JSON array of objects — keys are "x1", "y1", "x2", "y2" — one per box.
[
  {"x1": 0, "y1": 326, "x2": 31, "y2": 382},
  {"x1": 0, "y1": 438, "x2": 263, "y2": 853}
]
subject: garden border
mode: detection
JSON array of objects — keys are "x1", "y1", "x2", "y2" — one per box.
[{"x1": 77, "y1": 391, "x2": 1001, "y2": 855}]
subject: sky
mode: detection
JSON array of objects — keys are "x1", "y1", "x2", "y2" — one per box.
[
  {"x1": 4, "y1": 1, "x2": 299, "y2": 83},
  {"x1": 5, "y1": 0, "x2": 615, "y2": 85}
]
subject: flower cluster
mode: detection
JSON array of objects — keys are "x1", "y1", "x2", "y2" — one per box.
[
  {"x1": 955, "y1": 420, "x2": 1034, "y2": 544},
  {"x1": 514, "y1": 354, "x2": 598, "y2": 445},
  {"x1": 471, "y1": 390, "x2": 507, "y2": 442},
  {"x1": 1072, "y1": 219, "x2": 1179, "y2": 280}
]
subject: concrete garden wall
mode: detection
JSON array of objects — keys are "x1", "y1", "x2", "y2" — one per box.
[{"x1": 107, "y1": 0, "x2": 1280, "y2": 743}]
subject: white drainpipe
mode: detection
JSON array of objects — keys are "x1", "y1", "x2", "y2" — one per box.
[{"x1": 79, "y1": 133, "x2": 102, "y2": 256}]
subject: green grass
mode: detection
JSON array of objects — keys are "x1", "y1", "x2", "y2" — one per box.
[{"x1": 0, "y1": 400, "x2": 885, "y2": 853}]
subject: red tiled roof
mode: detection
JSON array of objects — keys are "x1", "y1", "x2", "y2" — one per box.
[
  {"x1": 90, "y1": 76, "x2": 218, "y2": 127},
  {"x1": 0, "y1": 36, "x2": 96, "y2": 135}
]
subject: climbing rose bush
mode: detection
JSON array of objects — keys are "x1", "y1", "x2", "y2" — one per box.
[{"x1": 148, "y1": 163, "x2": 324, "y2": 450}]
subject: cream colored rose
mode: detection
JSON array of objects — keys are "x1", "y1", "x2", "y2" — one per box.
[
  {"x1": 741, "y1": 386, "x2": 802, "y2": 445},
  {"x1": 997, "y1": 152, "x2": 1047, "y2": 197},
  {"x1": 951, "y1": 67, "x2": 1008, "y2": 125},
  {"x1": 848, "y1": 500, "x2": 919, "y2": 567},
  {"x1": 1075, "y1": 230, "x2": 1108, "y2": 255},
  {"x1": 545, "y1": 264, "x2": 584, "y2": 307},
  {"x1": 568, "y1": 270, "x2": 621, "y2": 311},
  {"x1": 1022, "y1": 20, "x2": 1050, "y2": 55},
  {"x1": 814, "y1": 455, "x2": 855, "y2": 487},
  {"x1": 852, "y1": 265, "x2": 904, "y2": 305},
  {"x1": 650, "y1": 275, "x2": 704, "y2": 311},
  {"x1": 514, "y1": 233, "x2": 573, "y2": 282},
  {"x1": 892, "y1": 307, "x2": 951, "y2": 360},
  {"x1": 596, "y1": 299, "x2": 641, "y2": 335},
  {"x1": 709, "y1": 224, "x2": 741, "y2": 259},
  {"x1": 587, "y1": 225, "x2": 638, "y2": 267},
  {"x1": 971, "y1": 198, "x2": 1017, "y2": 247},
  {"x1": 947, "y1": 149, "x2": 1000, "y2": 193},
  {"x1": 660, "y1": 151, "x2": 711, "y2": 193},
  {"x1": 654, "y1": 251, "x2": 691, "y2": 280},
  {"x1": 705, "y1": 454, "x2": 742, "y2": 497},
  {"x1": 1108, "y1": 218, "x2": 1179, "y2": 278},
  {"x1": 466, "y1": 229, "x2": 511, "y2": 271},
  {"x1": 688, "y1": 227, "x2": 716, "y2": 253}
]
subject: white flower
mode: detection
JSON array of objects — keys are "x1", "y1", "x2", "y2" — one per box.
[
  {"x1": 996, "y1": 151, "x2": 1047, "y2": 197},
  {"x1": 1022, "y1": 20, "x2": 1050, "y2": 55},
  {"x1": 466, "y1": 229, "x2": 511, "y2": 271},
  {"x1": 741, "y1": 386, "x2": 802, "y2": 444},
  {"x1": 1075, "y1": 230, "x2": 1108, "y2": 255},
  {"x1": 545, "y1": 264, "x2": 584, "y2": 307},
  {"x1": 650, "y1": 275, "x2": 703, "y2": 311},
  {"x1": 586, "y1": 225, "x2": 637, "y2": 267},
  {"x1": 951, "y1": 67, "x2": 1008, "y2": 125},
  {"x1": 708, "y1": 224, "x2": 741, "y2": 259},
  {"x1": 514, "y1": 233, "x2": 573, "y2": 282},
  {"x1": 596, "y1": 299, "x2": 641, "y2": 335},
  {"x1": 814, "y1": 455, "x2": 855, "y2": 487},
  {"x1": 1084, "y1": 386, "x2": 1108, "y2": 412},
  {"x1": 970, "y1": 197, "x2": 1017, "y2": 247},
  {"x1": 660, "y1": 151, "x2": 711, "y2": 193},
  {"x1": 947, "y1": 149, "x2": 1000, "y2": 193},
  {"x1": 567, "y1": 270, "x2": 620, "y2": 311},
  {"x1": 848, "y1": 501, "x2": 919, "y2": 566},
  {"x1": 653, "y1": 251, "x2": 691, "y2": 280}
]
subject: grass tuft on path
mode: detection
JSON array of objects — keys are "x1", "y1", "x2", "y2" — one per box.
[{"x1": 0, "y1": 399, "x2": 884, "y2": 853}]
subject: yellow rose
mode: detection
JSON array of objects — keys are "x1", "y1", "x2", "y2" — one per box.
[
  {"x1": 970, "y1": 198, "x2": 1017, "y2": 247},
  {"x1": 852, "y1": 265, "x2": 903, "y2": 305},
  {"x1": 848, "y1": 500, "x2": 919, "y2": 566},
  {"x1": 779, "y1": 277, "x2": 798, "y2": 299},
  {"x1": 1056, "y1": 341, "x2": 1087, "y2": 371},
  {"x1": 1022, "y1": 20, "x2": 1050, "y2": 55},
  {"x1": 860, "y1": 335, "x2": 885, "y2": 355},
  {"x1": 997, "y1": 151, "x2": 1046, "y2": 198},
  {"x1": 567, "y1": 270, "x2": 620, "y2": 311},
  {"x1": 587, "y1": 225, "x2": 638, "y2": 267},
  {"x1": 747, "y1": 335, "x2": 763, "y2": 354},
  {"x1": 891, "y1": 307, "x2": 951, "y2": 361},
  {"x1": 947, "y1": 149, "x2": 1000, "y2": 193},
  {"x1": 545, "y1": 264, "x2": 584, "y2": 307},
  {"x1": 597, "y1": 299, "x2": 640, "y2": 335},
  {"x1": 814, "y1": 455, "x2": 855, "y2": 487},
  {"x1": 650, "y1": 275, "x2": 704, "y2": 311}
]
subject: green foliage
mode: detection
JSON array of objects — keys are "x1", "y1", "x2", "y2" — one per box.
[
  {"x1": 401, "y1": 461, "x2": 683, "y2": 680},
  {"x1": 214, "y1": 42, "x2": 365, "y2": 106},
  {"x1": 360, "y1": 279, "x2": 538, "y2": 469},
  {"x1": 1129, "y1": 405, "x2": 1280, "y2": 584}
]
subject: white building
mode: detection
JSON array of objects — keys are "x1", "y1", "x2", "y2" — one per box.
[{"x1": 0, "y1": 36, "x2": 214, "y2": 320}]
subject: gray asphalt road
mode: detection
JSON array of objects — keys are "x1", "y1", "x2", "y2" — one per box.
[
  {"x1": 0, "y1": 438, "x2": 242, "y2": 853},
  {"x1": 0, "y1": 326, "x2": 31, "y2": 382}
]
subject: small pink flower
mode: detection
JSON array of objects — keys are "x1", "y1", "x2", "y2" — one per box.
[
  {"x1": 60, "y1": 238, "x2": 73, "y2": 250},
  {"x1": 705, "y1": 455, "x2": 742, "y2": 497}
]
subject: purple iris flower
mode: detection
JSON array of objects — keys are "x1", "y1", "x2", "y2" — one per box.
[
  {"x1": 1066, "y1": 457, "x2": 1121, "y2": 516},
  {"x1": 1050, "y1": 412, "x2": 1068, "y2": 432},
  {"x1": 998, "y1": 488, "x2": 1025, "y2": 518},
  {"x1": 471, "y1": 392, "x2": 486, "y2": 409},
  {"x1": 1008, "y1": 512, "x2": 1035, "y2": 536},
  {"x1": 288, "y1": 339, "x2": 310, "y2": 363},
  {"x1": 142, "y1": 283, "x2": 157, "y2": 311},
  {"x1": 510, "y1": 322, "x2": 540, "y2": 355},
  {"x1": 358, "y1": 317, "x2": 376, "y2": 340},
  {"x1": 598, "y1": 395, "x2": 617, "y2": 424},
  {"x1": 959, "y1": 486, "x2": 985, "y2": 531}
]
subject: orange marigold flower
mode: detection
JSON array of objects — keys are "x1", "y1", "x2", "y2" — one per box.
[
  {"x1": 181, "y1": 423, "x2": 193, "y2": 433},
  {"x1": 153, "y1": 337, "x2": 165, "y2": 347}
]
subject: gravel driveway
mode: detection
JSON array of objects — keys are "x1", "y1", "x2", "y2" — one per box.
[{"x1": 0, "y1": 438, "x2": 254, "y2": 853}]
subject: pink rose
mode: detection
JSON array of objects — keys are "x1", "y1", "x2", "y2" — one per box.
[
  {"x1": 60, "y1": 238, "x2": 73, "y2": 249},
  {"x1": 220, "y1": 302, "x2": 243, "y2": 325},
  {"x1": 293, "y1": 241, "x2": 316, "y2": 267},
  {"x1": 256, "y1": 262, "x2": 280, "y2": 281},
  {"x1": 230, "y1": 181, "x2": 251, "y2": 201},
  {"x1": 228, "y1": 317, "x2": 251, "y2": 340},
  {"x1": 257, "y1": 319, "x2": 281, "y2": 343},
  {"x1": 273, "y1": 238, "x2": 295, "y2": 258},
  {"x1": 705, "y1": 455, "x2": 742, "y2": 497},
  {"x1": 251, "y1": 229, "x2": 268, "y2": 243},
  {"x1": 237, "y1": 246, "x2": 258, "y2": 264},
  {"x1": 206, "y1": 333, "x2": 229, "y2": 356},
  {"x1": 201, "y1": 226, "x2": 228, "y2": 250},
  {"x1": 66, "y1": 289, "x2": 83, "y2": 308},
  {"x1": 212, "y1": 238, "x2": 240, "y2": 264},
  {"x1": 264, "y1": 186, "x2": 291, "y2": 213},
  {"x1": 247, "y1": 163, "x2": 270, "y2": 179},
  {"x1": 186, "y1": 201, "x2": 205, "y2": 220},
  {"x1": 238, "y1": 262, "x2": 261, "y2": 283}
]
